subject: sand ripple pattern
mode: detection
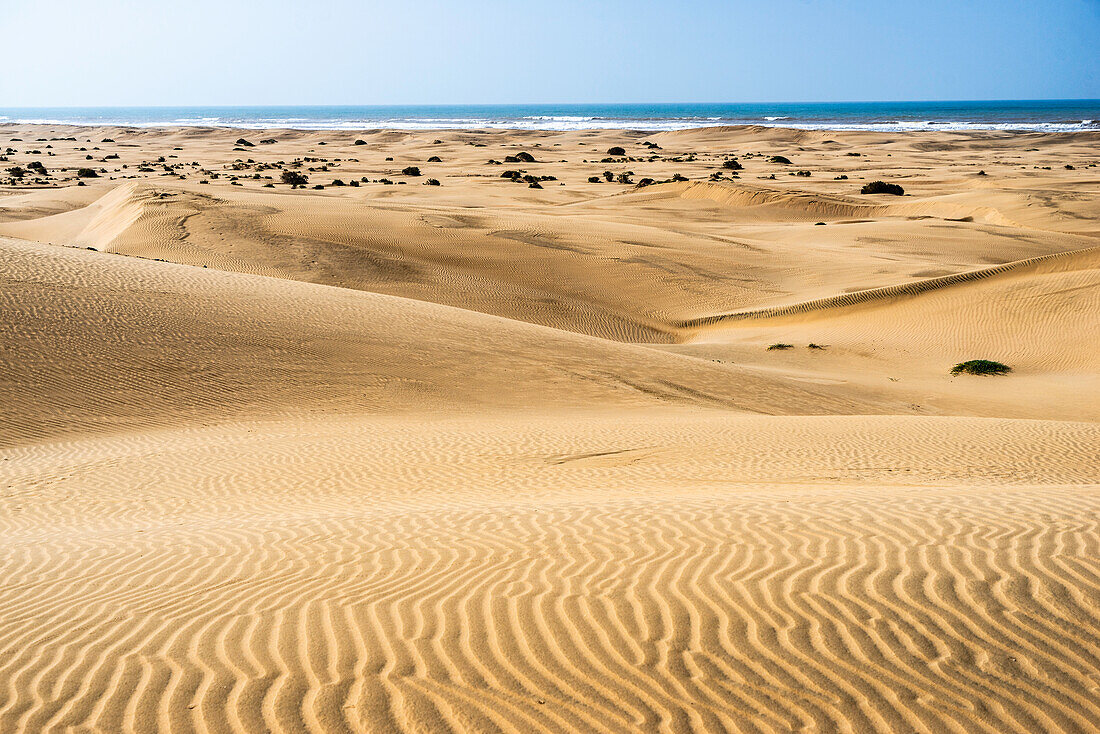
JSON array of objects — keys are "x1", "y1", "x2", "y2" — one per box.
[{"x1": 2, "y1": 415, "x2": 1098, "y2": 733}]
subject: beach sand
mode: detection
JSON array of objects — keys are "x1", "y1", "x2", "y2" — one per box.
[{"x1": 1, "y1": 123, "x2": 1098, "y2": 732}]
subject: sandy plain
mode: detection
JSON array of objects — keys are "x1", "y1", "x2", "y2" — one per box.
[{"x1": 1, "y1": 122, "x2": 1098, "y2": 732}]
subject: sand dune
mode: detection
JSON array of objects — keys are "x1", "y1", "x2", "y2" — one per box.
[{"x1": 1, "y1": 124, "x2": 1098, "y2": 732}]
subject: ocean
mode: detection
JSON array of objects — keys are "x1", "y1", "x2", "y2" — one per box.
[{"x1": 1, "y1": 100, "x2": 1097, "y2": 132}]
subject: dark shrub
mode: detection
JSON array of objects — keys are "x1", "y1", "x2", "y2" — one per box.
[
  {"x1": 76, "y1": 167, "x2": 99, "y2": 178},
  {"x1": 603, "y1": 170, "x2": 614, "y2": 182},
  {"x1": 588, "y1": 176, "x2": 601, "y2": 183},
  {"x1": 281, "y1": 170, "x2": 308, "y2": 186},
  {"x1": 331, "y1": 179, "x2": 346, "y2": 186},
  {"x1": 354, "y1": 139, "x2": 367, "y2": 145},
  {"x1": 501, "y1": 170, "x2": 521, "y2": 179},
  {"x1": 260, "y1": 138, "x2": 277, "y2": 144},
  {"x1": 235, "y1": 138, "x2": 254, "y2": 147},
  {"x1": 529, "y1": 181, "x2": 543, "y2": 189},
  {"x1": 834, "y1": 175, "x2": 848, "y2": 180},
  {"x1": 861, "y1": 181, "x2": 904, "y2": 195},
  {"x1": 7, "y1": 166, "x2": 25, "y2": 178},
  {"x1": 950, "y1": 360, "x2": 1012, "y2": 376},
  {"x1": 616, "y1": 173, "x2": 633, "y2": 184},
  {"x1": 807, "y1": 343, "x2": 826, "y2": 349},
  {"x1": 636, "y1": 178, "x2": 655, "y2": 187},
  {"x1": 514, "y1": 151, "x2": 535, "y2": 163},
  {"x1": 607, "y1": 146, "x2": 626, "y2": 156},
  {"x1": 722, "y1": 159, "x2": 743, "y2": 170},
  {"x1": 425, "y1": 178, "x2": 441, "y2": 186},
  {"x1": 795, "y1": 170, "x2": 811, "y2": 177},
  {"x1": 767, "y1": 343, "x2": 794, "y2": 350},
  {"x1": 427, "y1": 155, "x2": 442, "y2": 162},
  {"x1": 768, "y1": 155, "x2": 791, "y2": 164},
  {"x1": 402, "y1": 166, "x2": 421, "y2": 176}
]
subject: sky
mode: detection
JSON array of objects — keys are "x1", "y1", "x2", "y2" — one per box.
[{"x1": 2, "y1": 0, "x2": 1098, "y2": 106}]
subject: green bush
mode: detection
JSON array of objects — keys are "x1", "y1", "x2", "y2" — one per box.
[
  {"x1": 861, "y1": 181, "x2": 904, "y2": 195},
  {"x1": 950, "y1": 360, "x2": 1012, "y2": 376},
  {"x1": 767, "y1": 343, "x2": 794, "y2": 350},
  {"x1": 281, "y1": 170, "x2": 308, "y2": 186}
]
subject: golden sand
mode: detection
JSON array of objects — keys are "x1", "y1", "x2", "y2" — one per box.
[{"x1": 1, "y1": 123, "x2": 1098, "y2": 732}]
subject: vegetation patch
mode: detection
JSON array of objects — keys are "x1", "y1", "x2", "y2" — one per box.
[
  {"x1": 861, "y1": 181, "x2": 904, "y2": 195},
  {"x1": 950, "y1": 360, "x2": 1012, "y2": 376}
]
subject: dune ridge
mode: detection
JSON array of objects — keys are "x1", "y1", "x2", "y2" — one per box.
[{"x1": 677, "y1": 244, "x2": 1100, "y2": 329}]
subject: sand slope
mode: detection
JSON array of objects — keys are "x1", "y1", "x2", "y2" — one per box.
[{"x1": 1, "y1": 124, "x2": 1098, "y2": 733}]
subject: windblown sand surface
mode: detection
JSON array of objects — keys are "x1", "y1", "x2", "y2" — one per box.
[{"x1": 1, "y1": 123, "x2": 1098, "y2": 732}]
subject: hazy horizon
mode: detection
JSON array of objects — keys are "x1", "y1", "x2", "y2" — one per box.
[{"x1": 4, "y1": 0, "x2": 1097, "y2": 107}]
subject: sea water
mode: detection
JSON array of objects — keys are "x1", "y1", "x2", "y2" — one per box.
[{"x1": 1, "y1": 100, "x2": 1096, "y2": 132}]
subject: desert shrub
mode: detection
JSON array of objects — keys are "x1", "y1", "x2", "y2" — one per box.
[
  {"x1": 331, "y1": 179, "x2": 346, "y2": 186},
  {"x1": 28, "y1": 161, "x2": 47, "y2": 174},
  {"x1": 528, "y1": 181, "x2": 543, "y2": 189},
  {"x1": 616, "y1": 173, "x2": 633, "y2": 184},
  {"x1": 807, "y1": 343, "x2": 826, "y2": 349},
  {"x1": 607, "y1": 146, "x2": 626, "y2": 156},
  {"x1": 281, "y1": 170, "x2": 308, "y2": 186},
  {"x1": 768, "y1": 155, "x2": 791, "y2": 164},
  {"x1": 603, "y1": 170, "x2": 614, "y2": 182},
  {"x1": 349, "y1": 179, "x2": 359, "y2": 187},
  {"x1": 402, "y1": 166, "x2": 421, "y2": 176},
  {"x1": 670, "y1": 173, "x2": 687, "y2": 182},
  {"x1": 636, "y1": 178, "x2": 655, "y2": 187},
  {"x1": 514, "y1": 151, "x2": 535, "y2": 163},
  {"x1": 767, "y1": 343, "x2": 793, "y2": 350},
  {"x1": 235, "y1": 138, "x2": 254, "y2": 147},
  {"x1": 7, "y1": 166, "x2": 25, "y2": 178},
  {"x1": 501, "y1": 170, "x2": 521, "y2": 179},
  {"x1": 76, "y1": 167, "x2": 99, "y2": 178},
  {"x1": 1065, "y1": 164, "x2": 1075, "y2": 170},
  {"x1": 722, "y1": 159, "x2": 743, "y2": 170},
  {"x1": 950, "y1": 360, "x2": 1012, "y2": 376},
  {"x1": 834, "y1": 174, "x2": 848, "y2": 180},
  {"x1": 861, "y1": 180, "x2": 904, "y2": 195},
  {"x1": 588, "y1": 176, "x2": 601, "y2": 183},
  {"x1": 354, "y1": 139, "x2": 367, "y2": 145},
  {"x1": 427, "y1": 155, "x2": 442, "y2": 162},
  {"x1": 424, "y1": 178, "x2": 441, "y2": 186},
  {"x1": 260, "y1": 138, "x2": 277, "y2": 144}
]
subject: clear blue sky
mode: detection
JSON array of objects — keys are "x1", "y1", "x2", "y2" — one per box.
[{"x1": 3, "y1": 0, "x2": 1098, "y2": 106}]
